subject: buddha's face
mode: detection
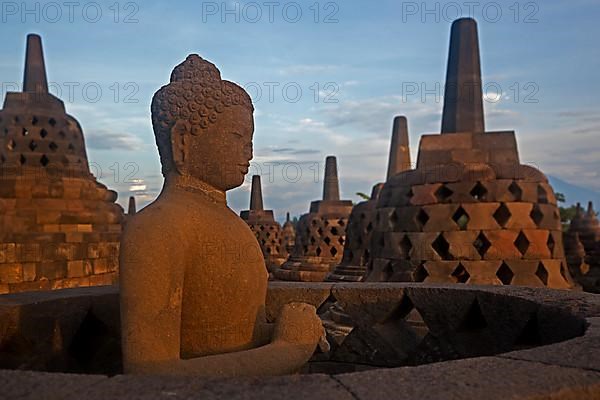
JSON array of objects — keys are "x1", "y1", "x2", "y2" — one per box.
[{"x1": 186, "y1": 105, "x2": 254, "y2": 191}]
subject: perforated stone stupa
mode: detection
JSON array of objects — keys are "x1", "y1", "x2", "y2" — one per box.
[
  {"x1": 0, "y1": 35, "x2": 123, "y2": 294},
  {"x1": 366, "y1": 19, "x2": 574, "y2": 289},
  {"x1": 240, "y1": 175, "x2": 286, "y2": 272},
  {"x1": 275, "y1": 156, "x2": 353, "y2": 282},
  {"x1": 565, "y1": 202, "x2": 600, "y2": 292},
  {"x1": 281, "y1": 212, "x2": 295, "y2": 258},
  {"x1": 328, "y1": 116, "x2": 411, "y2": 282}
]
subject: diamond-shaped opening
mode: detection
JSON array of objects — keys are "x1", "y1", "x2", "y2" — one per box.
[
  {"x1": 49, "y1": 142, "x2": 58, "y2": 151},
  {"x1": 452, "y1": 206, "x2": 470, "y2": 230},
  {"x1": 473, "y1": 232, "x2": 491, "y2": 258},
  {"x1": 22, "y1": 128, "x2": 29, "y2": 136},
  {"x1": 493, "y1": 203, "x2": 512, "y2": 227},
  {"x1": 399, "y1": 235, "x2": 412, "y2": 258},
  {"x1": 406, "y1": 188, "x2": 414, "y2": 199},
  {"x1": 514, "y1": 231, "x2": 530, "y2": 256},
  {"x1": 560, "y1": 262, "x2": 569, "y2": 282},
  {"x1": 416, "y1": 208, "x2": 429, "y2": 228},
  {"x1": 530, "y1": 205, "x2": 544, "y2": 226},
  {"x1": 451, "y1": 263, "x2": 470, "y2": 283},
  {"x1": 359, "y1": 212, "x2": 366, "y2": 220},
  {"x1": 382, "y1": 261, "x2": 393, "y2": 280},
  {"x1": 458, "y1": 299, "x2": 488, "y2": 332},
  {"x1": 68, "y1": 143, "x2": 75, "y2": 152},
  {"x1": 317, "y1": 227, "x2": 324, "y2": 235},
  {"x1": 537, "y1": 185, "x2": 548, "y2": 204},
  {"x1": 330, "y1": 247, "x2": 338, "y2": 257},
  {"x1": 40, "y1": 154, "x2": 49, "y2": 167},
  {"x1": 535, "y1": 262, "x2": 549, "y2": 285},
  {"x1": 0, "y1": 154, "x2": 5, "y2": 163},
  {"x1": 315, "y1": 247, "x2": 322, "y2": 256},
  {"x1": 432, "y1": 233, "x2": 453, "y2": 260},
  {"x1": 508, "y1": 181, "x2": 523, "y2": 201},
  {"x1": 390, "y1": 210, "x2": 399, "y2": 228},
  {"x1": 514, "y1": 313, "x2": 541, "y2": 347},
  {"x1": 413, "y1": 263, "x2": 428, "y2": 282},
  {"x1": 311, "y1": 219, "x2": 318, "y2": 226},
  {"x1": 14, "y1": 116, "x2": 20, "y2": 123},
  {"x1": 435, "y1": 184, "x2": 454, "y2": 202},
  {"x1": 338, "y1": 237, "x2": 344, "y2": 245},
  {"x1": 366, "y1": 222, "x2": 373, "y2": 232},
  {"x1": 40, "y1": 129, "x2": 48, "y2": 138},
  {"x1": 31, "y1": 116, "x2": 38, "y2": 125},
  {"x1": 7, "y1": 139, "x2": 16, "y2": 151},
  {"x1": 265, "y1": 232, "x2": 271, "y2": 238},
  {"x1": 338, "y1": 219, "x2": 345, "y2": 227},
  {"x1": 59, "y1": 131, "x2": 66, "y2": 139},
  {"x1": 496, "y1": 262, "x2": 514, "y2": 285},
  {"x1": 49, "y1": 118, "x2": 56, "y2": 127},
  {"x1": 310, "y1": 236, "x2": 316, "y2": 244},
  {"x1": 324, "y1": 236, "x2": 331, "y2": 245},
  {"x1": 259, "y1": 225, "x2": 265, "y2": 231},
  {"x1": 28, "y1": 140, "x2": 37, "y2": 151},
  {"x1": 470, "y1": 182, "x2": 488, "y2": 201},
  {"x1": 330, "y1": 227, "x2": 339, "y2": 235},
  {"x1": 19, "y1": 154, "x2": 26, "y2": 165}
]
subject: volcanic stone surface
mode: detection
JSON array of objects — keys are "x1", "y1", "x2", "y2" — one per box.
[
  {"x1": 275, "y1": 156, "x2": 353, "y2": 282},
  {"x1": 365, "y1": 19, "x2": 573, "y2": 289},
  {"x1": 0, "y1": 35, "x2": 123, "y2": 294}
]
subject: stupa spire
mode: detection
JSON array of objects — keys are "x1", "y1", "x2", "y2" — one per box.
[
  {"x1": 441, "y1": 18, "x2": 485, "y2": 134},
  {"x1": 250, "y1": 175, "x2": 264, "y2": 211},
  {"x1": 23, "y1": 34, "x2": 48, "y2": 94},
  {"x1": 386, "y1": 116, "x2": 411, "y2": 180},
  {"x1": 323, "y1": 156, "x2": 340, "y2": 201}
]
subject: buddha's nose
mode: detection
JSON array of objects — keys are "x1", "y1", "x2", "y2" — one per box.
[{"x1": 244, "y1": 142, "x2": 253, "y2": 161}]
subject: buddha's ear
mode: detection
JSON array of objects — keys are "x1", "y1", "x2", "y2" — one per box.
[{"x1": 170, "y1": 120, "x2": 191, "y2": 174}]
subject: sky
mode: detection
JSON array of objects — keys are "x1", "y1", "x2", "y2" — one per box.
[{"x1": 0, "y1": 0, "x2": 599, "y2": 221}]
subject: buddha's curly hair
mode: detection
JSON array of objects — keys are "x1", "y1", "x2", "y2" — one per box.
[{"x1": 151, "y1": 54, "x2": 254, "y2": 175}]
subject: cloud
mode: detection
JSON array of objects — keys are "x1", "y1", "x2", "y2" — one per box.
[
  {"x1": 277, "y1": 64, "x2": 338, "y2": 76},
  {"x1": 86, "y1": 130, "x2": 145, "y2": 151}
]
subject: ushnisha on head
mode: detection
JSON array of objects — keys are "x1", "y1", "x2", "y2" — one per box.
[{"x1": 151, "y1": 54, "x2": 254, "y2": 191}]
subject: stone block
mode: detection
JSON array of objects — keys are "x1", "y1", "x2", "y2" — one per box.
[
  {"x1": 421, "y1": 204, "x2": 461, "y2": 232},
  {"x1": 409, "y1": 183, "x2": 441, "y2": 206},
  {"x1": 482, "y1": 230, "x2": 521, "y2": 260},
  {"x1": 0, "y1": 263, "x2": 23, "y2": 284},
  {"x1": 461, "y1": 203, "x2": 501, "y2": 230}
]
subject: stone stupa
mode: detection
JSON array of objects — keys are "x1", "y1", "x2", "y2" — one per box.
[
  {"x1": 275, "y1": 156, "x2": 353, "y2": 281},
  {"x1": 365, "y1": 19, "x2": 574, "y2": 289},
  {"x1": 0, "y1": 34, "x2": 123, "y2": 294},
  {"x1": 327, "y1": 116, "x2": 411, "y2": 282},
  {"x1": 240, "y1": 175, "x2": 286, "y2": 272},
  {"x1": 281, "y1": 212, "x2": 295, "y2": 258}
]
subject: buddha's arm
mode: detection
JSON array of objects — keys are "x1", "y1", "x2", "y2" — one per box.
[
  {"x1": 119, "y1": 221, "x2": 187, "y2": 374},
  {"x1": 129, "y1": 303, "x2": 323, "y2": 377}
]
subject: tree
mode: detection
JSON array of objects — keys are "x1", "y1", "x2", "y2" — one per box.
[{"x1": 355, "y1": 192, "x2": 370, "y2": 201}]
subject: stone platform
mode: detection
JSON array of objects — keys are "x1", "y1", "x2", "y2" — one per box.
[{"x1": 0, "y1": 283, "x2": 599, "y2": 398}]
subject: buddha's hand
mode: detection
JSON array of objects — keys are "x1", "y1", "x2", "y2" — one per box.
[{"x1": 273, "y1": 302, "x2": 324, "y2": 346}]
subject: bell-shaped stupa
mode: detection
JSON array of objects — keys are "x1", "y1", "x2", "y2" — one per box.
[
  {"x1": 275, "y1": 156, "x2": 353, "y2": 281},
  {"x1": 240, "y1": 175, "x2": 286, "y2": 272},
  {"x1": 366, "y1": 19, "x2": 574, "y2": 288},
  {"x1": 328, "y1": 116, "x2": 411, "y2": 282},
  {"x1": 0, "y1": 35, "x2": 124, "y2": 294},
  {"x1": 281, "y1": 212, "x2": 295, "y2": 258}
]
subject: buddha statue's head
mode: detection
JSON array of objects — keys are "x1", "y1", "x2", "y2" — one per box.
[{"x1": 151, "y1": 54, "x2": 254, "y2": 191}]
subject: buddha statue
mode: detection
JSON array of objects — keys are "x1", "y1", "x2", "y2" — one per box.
[{"x1": 119, "y1": 55, "x2": 323, "y2": 376}]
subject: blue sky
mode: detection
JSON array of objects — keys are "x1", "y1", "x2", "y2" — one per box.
[{"x1": 1, "y1": 0, "x2": 599, "y2": 220}]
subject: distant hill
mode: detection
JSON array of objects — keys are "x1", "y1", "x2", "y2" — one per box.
[{"x1": 548, "y1": 175, "x2": 600, "y2": 208}]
